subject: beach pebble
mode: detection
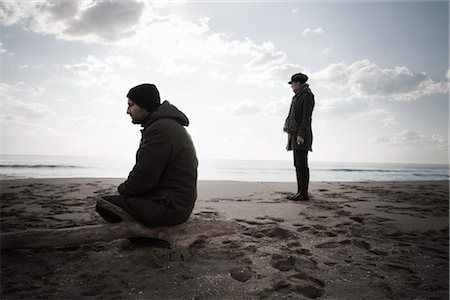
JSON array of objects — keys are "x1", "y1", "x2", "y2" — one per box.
[
  {"x1": 230, "y1": 266, "x2": 253, "y2": 282},
  {"x1": 295, "y1": 283, "x2": 323, "y2": 299},
  {"x1": 270, "y1": 254, "x2": 296, "y2": 271},
  {"x1": 272, "y1": 279, "x2": 291, "y2": 291}
]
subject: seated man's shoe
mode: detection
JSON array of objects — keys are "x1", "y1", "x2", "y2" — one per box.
[
  {"x1": 289, "y1": 193, "x2": 310, "y2": 201},
  {"x1": 95, "y1": 195, "x2": 125, "y2": 223},
  {"x1": 95, "y1": 205, "x2": 123, "y2": 223}
]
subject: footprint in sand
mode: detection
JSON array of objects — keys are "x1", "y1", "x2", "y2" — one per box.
[
  {"x1": 255, "y1": 216, "x2": 285, "y2": 223},
  {"x1": 261, "y1": 271, "x2": 325, "y2": 299},
  {"x1": 194, "y1": 210, "x2": 219, "y2": 219}
]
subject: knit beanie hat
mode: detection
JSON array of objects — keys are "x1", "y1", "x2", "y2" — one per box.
[{"x1": 127, "y1": 83, "x2": 161, "y2": 112}]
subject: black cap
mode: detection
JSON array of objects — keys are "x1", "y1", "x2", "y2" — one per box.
[
  {"x1": 127, "y1": 83, "x2": 161, "y2": 112},
  {"x1": 288, "y1": 73, "x2": 308, "y2": 84}
]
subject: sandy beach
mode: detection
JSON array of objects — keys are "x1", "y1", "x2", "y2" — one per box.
[{"x1": 1, "y1": 178, "x2": 448, "y2": 299}]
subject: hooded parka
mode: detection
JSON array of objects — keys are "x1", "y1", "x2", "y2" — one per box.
[{"x1": 116, "y1": 101, "x2": 198, "y2": 227}]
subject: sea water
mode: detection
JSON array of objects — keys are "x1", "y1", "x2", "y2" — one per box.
[{"x1": 0, "y1": 154, "x2": 448, "y2": 182}]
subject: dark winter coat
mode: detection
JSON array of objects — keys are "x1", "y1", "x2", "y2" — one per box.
[
  {"x1": 117, "y1": 101, "x2": 198, "y2": 227},
  {"x1": 288, "y1": 89, "x2": 315, "y2": 151}
]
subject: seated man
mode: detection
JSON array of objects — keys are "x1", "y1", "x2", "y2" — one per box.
[{"x1": 96, "y1": 83, "x2": 198, "y2": 227}]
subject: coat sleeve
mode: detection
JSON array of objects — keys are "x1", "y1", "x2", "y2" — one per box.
[
  {"x1": 297, "y1": 92, "x2": 314, "y2": 138},
  {"x1": 118, "y1": 124, "x2": 172, "y2": 196}
]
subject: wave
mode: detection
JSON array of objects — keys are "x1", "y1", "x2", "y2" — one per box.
[
  {"x1": 412, "y1": 173, "x2": 449, "y2": 178},
  {"x1": 0, "y1": 164, "x2": 82, "y2": 169},
  {"x1": 325, "y1": 168, "x2": 448, "y2": 173}
]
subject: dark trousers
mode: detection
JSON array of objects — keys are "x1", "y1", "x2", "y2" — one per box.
[
  {"x1": 293, "y1": 150, "x2": 309, "y2": 195},
  {"x1": 96, "y1": 195, "x2": 190, "y2": 227}
]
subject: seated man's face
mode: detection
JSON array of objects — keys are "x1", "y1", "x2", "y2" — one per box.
[{"x1": 127, "y1": 99, "x2": 149, "y2": 124}]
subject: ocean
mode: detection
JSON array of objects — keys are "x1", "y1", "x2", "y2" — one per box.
[{"x1": 0, "y1": 154, "x2": 448, "y2": 182}]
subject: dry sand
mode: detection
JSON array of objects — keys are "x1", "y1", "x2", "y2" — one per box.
[{"x1": 1, "y1": 179, "x2": 448, "y2": 299}]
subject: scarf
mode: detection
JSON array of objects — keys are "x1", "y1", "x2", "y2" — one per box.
[{"x1": 283, "y1": 83, "x2": 311, "y2": 134}]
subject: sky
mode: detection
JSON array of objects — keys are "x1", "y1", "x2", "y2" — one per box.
[{"x1": 1, "y1": 0, "x2": 449, "y2": 164}]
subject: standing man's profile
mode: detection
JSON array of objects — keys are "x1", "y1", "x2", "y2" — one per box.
[{"x1": 284, "y1": 73, "x2": 315, "y2": 201}]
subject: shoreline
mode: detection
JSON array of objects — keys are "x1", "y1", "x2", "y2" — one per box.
[
  {"x1": 1, "y1": 178, "x2": 448, "y2": 299},
  {"x1": 2, "y1": 177, "x2": 449, "y2": 183}
]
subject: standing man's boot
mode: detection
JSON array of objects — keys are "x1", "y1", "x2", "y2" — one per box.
[
  {"x1": 290, "y1": 169, "x2": 310, "y2": 201},
  {"x1": 288, "y1": 172, "x2": 302, "y2": 200}
]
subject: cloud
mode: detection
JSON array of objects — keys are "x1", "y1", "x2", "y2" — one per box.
[
  {"x1": 244, "y1": 42, "x2": 287, "y2": 70},
  {"x1": 0, "y1": 1, "x2": 293, "y2": 81},
  {"x1": 318, "y1": 97, "x2": 398, "y2": 127},
  {"x1": 0, "y1": 42, "x2": 6, "y2": 54},
  {"x1": 65, "y1": 1, "x2": 145, "y2": 41},
  {"x1": 213, "y1": 101, "x2": 263, "y2": 116},
  {"x1": 212, "y1": 98, "x2": 289, "y2": 117},
  {"x1": 314, "y1": 59, "x2": 449, "y2": 101},
  {"x1": 62, "y1": 55, "x2": 135, "y2": 89},
  {"x1": 302, "y1": 27, "x2": 324, "y2": 37},
  {"x1": 239, "y1": 62, "x2": 310, "y2": 88},
  {"x1": 319, "y1": 97, "x2": 370, "y2": 118},
  {"x1": 391, "y1": 130, "x2": 425, "y2": 146},
  {"x1": 157, "y1": 60, "x2": 199, "y2": 75},
  {"x1": 0, "y1": 1, "x2": 145, "y2": 42},
  {"x1": 41, "y1": 1, "x2": 80, "y2": 22},
  {"x1": 0, "y1": 83, "x2": 54, "y2": 121},
  {"x1": 371, "y1": 135, "x2": 391, "y2": 144},
  {"x1": 371, "y1": 130, "x2": 448, "y2": 150},
  {"x1": 379, "y1": 114, "x2": 398, "y2": 127},
  {"x1": 431, "y1": 134, "x2": 449, "y2": 150},
  {"x1": 0, "y1": 1, "x2": 25, "y2": 26}
]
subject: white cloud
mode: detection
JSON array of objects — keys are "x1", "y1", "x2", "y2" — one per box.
[
  {"x1": 62, "y1": 55, "x2": 134, "y2": 89},
  {"x1": 318, "y1": 97, "x2": 399, "y2": 127},
  {"x1": 0, "y1": 82, "x2": 54, "y2": 121},
  {"x1": 0, "y1": 1, "x2": 145, "y2": 43},
  {"x1": 212, "y1": 98, "x2": 289, "y2": 117},
  {"x1": 244, "y1": 42, "x2": 287, "y2": 70},
  {"x1": 0, "y1": 82, "x2": 46, "y2": 98},
  {"x1": 318, "y1": 97, "x2": 370, "y2": 118},
  {"x1": 302, "y1": 27, "x2": 324, "y2": 37},
  {"x1": 314, "y1": 59, "x2": 449, "y2": 100},
  {"x1": 157, "y1": 60, "x2": 199, "y2": 76},
  {"x1": 431, "y1": 134, "x2": 448, "y2": 150},
  {"x1": 371, "y1": 130, "x2": 448, "y2": 150},
  {"x1": 208, "y1": 70, "x2": 231, "y2": 81},
  {"x1": 371, "y1": 135, "x2": 390, "y2": 144},
  {"x1": 0, "y1": 1, "x2": 25, "y2": 26},
  {"x1": 0, "y1": 42, "x2": 6, "y2": 54},
  {"x1": 0, "y1": 1, "x2": 293, "y2": 82},
  {"x1": 391, "y1": 130, "x2": 425, "y2": 146},
  {"x1": 68, "y1": 116, "x2": 94, "y2": 125},
  {"x1": 379, "y1": 114, "x2": 398, "y2": 127},
  {"x1": 213, "y1": 101, "x2": 263, "y2": 116},
  {"x1": 239, "y1": 62, "x2": 310, "y2": 88},
  {"x1": 65, "y1": 1, "x2": 144, "y2": 41}
]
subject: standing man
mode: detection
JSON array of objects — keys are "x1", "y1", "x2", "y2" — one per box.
[
  {"x1": 284, "y1": 73, "x2": 315, "y2": 201},
  {"x1": 96, "y1": 83, "x2": 198, "y2": 227}
]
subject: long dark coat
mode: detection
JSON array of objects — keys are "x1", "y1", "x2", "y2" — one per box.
[
  {"x1": 117, "y1": 101, "x2": 198, "y2": 226},
  {"x1": 288, "y1": 89, "x2": 315, "y2": 151}
]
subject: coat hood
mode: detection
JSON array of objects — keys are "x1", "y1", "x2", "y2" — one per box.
[{"x1": 144, "y1": 100, "x2": 189, "y2": 128}]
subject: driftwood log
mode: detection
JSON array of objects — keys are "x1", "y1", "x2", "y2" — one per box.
[{"x1": 1, "y1": 198, "x2": 239, "y2": 250}]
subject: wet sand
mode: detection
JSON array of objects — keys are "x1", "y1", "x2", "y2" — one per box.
[{"x1": 1, "y1": 179, "x2": 448, "y2": 299}]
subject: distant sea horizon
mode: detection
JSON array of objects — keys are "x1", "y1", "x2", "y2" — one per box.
[{"x1": 0, "y1": 154, "x2": 448, "y2": 182}]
